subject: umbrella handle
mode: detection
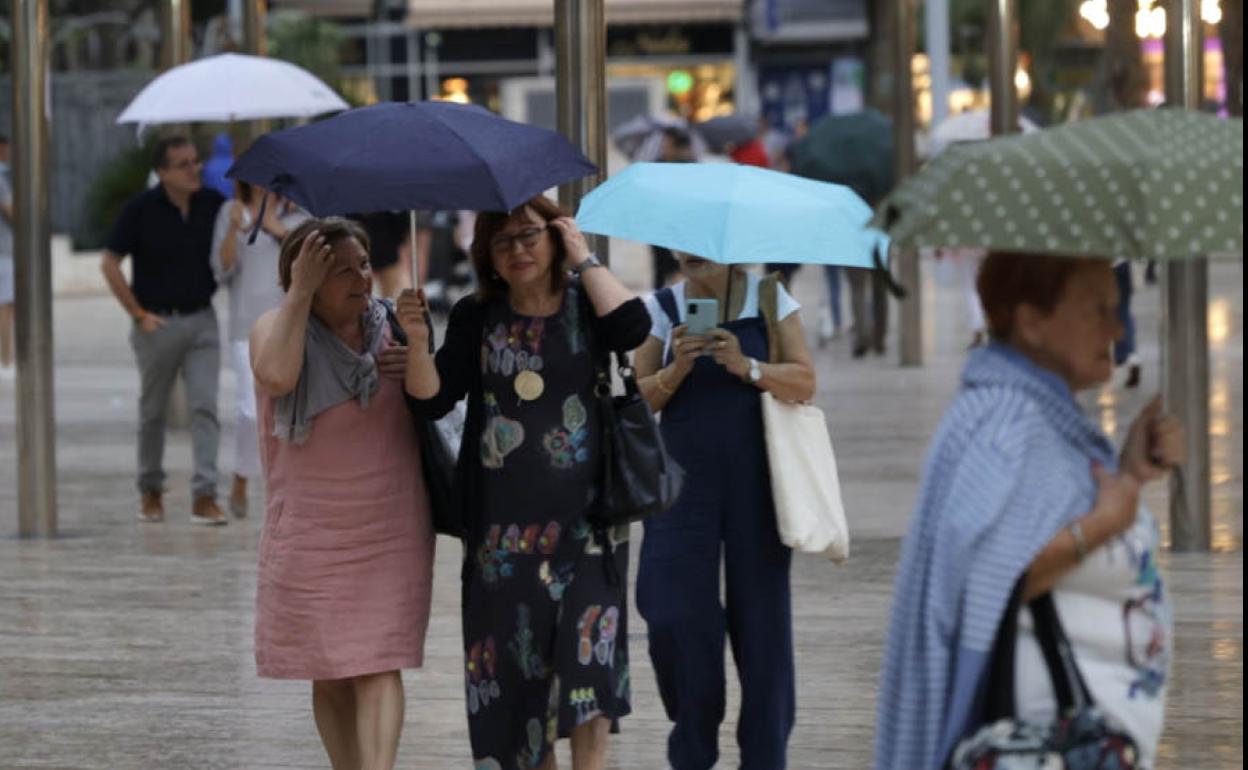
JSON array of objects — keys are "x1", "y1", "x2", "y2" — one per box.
[
  {"x1": 247, "y1": 192, "x2": 270, "y2": 245},
  {"x1": 875, "y1": 242, "x2": 908, "y2": 300},
  {"x1": 408, "y1": 209, "x2": 435, "y2": 355},
  {"x1": 409, "y1": 210, "x2": 420, "y2": 290}
]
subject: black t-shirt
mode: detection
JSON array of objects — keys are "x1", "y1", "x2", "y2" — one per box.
[{"x1": 107, "y1": 185, "x2": 225, "y2": 310}]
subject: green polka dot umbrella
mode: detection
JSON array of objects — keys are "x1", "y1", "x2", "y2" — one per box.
[{"x1": 874, "y1": 108, "x2": 1243, "y2": 260}]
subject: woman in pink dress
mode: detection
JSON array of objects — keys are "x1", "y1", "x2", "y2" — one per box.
[{"x1": 250, "y1": 217, "x2": 435, "y2": 770}]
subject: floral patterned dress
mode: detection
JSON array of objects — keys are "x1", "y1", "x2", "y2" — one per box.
[{"x1": 465, "y1": 284, "x2": 631, "y2": 770}]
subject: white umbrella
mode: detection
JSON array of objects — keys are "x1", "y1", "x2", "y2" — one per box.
[
  {"x1": 611, "y1": 113, "x2": 709, "y2": 162},
  {"x1": 927, "y1": 108, "x2": 1038, "y2": 158},
  {"x1": 117, "y1": 53, "x2": 349, "y2": 125}
]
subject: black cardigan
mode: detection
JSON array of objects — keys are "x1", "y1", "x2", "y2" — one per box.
[{"x1": 409, "y1": 284, "x2": 652, "y2": 544}]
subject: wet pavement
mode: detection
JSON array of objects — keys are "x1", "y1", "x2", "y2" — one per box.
[{"x1": 0, "y1": 252, "x2": 1240, "y2": 769}]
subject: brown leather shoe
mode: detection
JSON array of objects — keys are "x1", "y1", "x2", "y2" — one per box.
[
  {"x1": 191, "y1": 496, "x2": 228, "y2": 526},
  {"x1": 138, "y1": 491, "x2": 164, "y2": 523},
  {"x1": 229, "y1": 475, "x2": 248, "y2": 519}
]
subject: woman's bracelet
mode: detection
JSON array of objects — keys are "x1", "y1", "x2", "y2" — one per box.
[{"x1": 654, "y1": 368, "x2": 676, "y2": 396}]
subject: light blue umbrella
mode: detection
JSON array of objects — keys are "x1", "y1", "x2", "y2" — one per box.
[{"x1": 575, "y1": 162, "x2": 888, "y2": 269}]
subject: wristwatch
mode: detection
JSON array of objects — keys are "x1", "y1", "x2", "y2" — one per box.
[
  {"x1": 746, "y1": 357, "x2": 763, "y2": 384},
  {"x1": 569, "y1": 254, "x2": 605, "y2": 277}
]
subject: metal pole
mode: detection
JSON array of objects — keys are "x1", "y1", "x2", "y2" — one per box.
[
  {"x1": 925, "y1": 0, "x2": 951, "y2": 128},
  {"x1": 243, "y1": 0, "x2": 269, "y2": 144},
  {"x1": 894, "y1": 0, "x2": 921, "y2": 366},
  {"x1": 242, "y1": 0, "x2": 266, "y2": 57},
  {"x1": 423, "y1": 32, "x2": 440, "y2": 103},
  {"x1": 987, "y1": 0, "x2": 1019, "y2": 135},
  {"x1": 10, "y1": 0, "x2": 58, "y2": 537},
  {"x1": 160, "y1": 0, "x2": 192, "y2": 70},
  {"x1": 554, "y1": 0, "x2": 609, "y2": 263},
  {"x1": 1163, "y1": 0, "x2": 1211, "y2": 551}
]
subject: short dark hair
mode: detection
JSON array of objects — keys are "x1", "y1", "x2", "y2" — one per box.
[
  {"x1": 152, "y1": 136, "x2": 193, "y2": 170},
  {"x1": 278, "y1": 217, "x2": 371, "y2": 292},
  {"x1": 977, "y1": 251, "x2": 1102, "y2": 341},
  {"x1": 470, "y1": 196, "x2": 568, "y2": 303}
]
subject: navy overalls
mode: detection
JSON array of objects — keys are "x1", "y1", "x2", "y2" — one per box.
[{"x1": 636, "y1": 288, "x2": 796, "y2": 770}]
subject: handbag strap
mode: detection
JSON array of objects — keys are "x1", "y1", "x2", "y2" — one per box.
[
  {"x1": 757, "y1": 272, "x2": 784, "y2": 364},
  {"x1": 1029, "y1": 592, "x2": 1095, "y2": 712},
  {"x1": 982, "y1": 582, "x2": 1095, "y2": 723}
]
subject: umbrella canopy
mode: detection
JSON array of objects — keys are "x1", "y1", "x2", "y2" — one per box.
[
  {"x1": 877, "y1": 108, "x2": 1244, "y2": 260},
  {"x1": 694, "y1": 114, "x2": 758, "y2": 154},
  {"x1": 117, "y1": 53, "x2": 349, "y2": 124},
  {"x1": 927, "y1": 108, "x2": 1039, "y2": 158},
  {"x1": 575, "y1": 162, "x2": 885, "y2": 268},
  {"x1": 227, "y1": 100, "x2": 597, "y2": 215},
  {"x1": 789, "y1": 109, "x2": 895, "y2": 205},
  {"x1": 610, "y1": 113, "x2": 707, "y2": 162}
]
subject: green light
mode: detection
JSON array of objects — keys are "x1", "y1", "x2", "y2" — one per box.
[{"x1": 667, "y1": 70, "x2": 694, "y2": 95}]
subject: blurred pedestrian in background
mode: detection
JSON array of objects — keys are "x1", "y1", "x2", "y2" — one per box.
[
  {"x1": 201, "y1": 132, "x2": 235, "y2": 200},
  {"x1": 211, "y1": 181, "x2": 308, "y2": 518},
  {"x1": 249, "y1": 217, "x2": 434, "y2": 770},
  {"x1": 936, "y1": 247, "x2": 988, "y2": 349},
  {"x1": 875, "y1": 253, "x2": 1183, "y2": 770},
  {"x1": 353, "y1": 210, "x2": 411, "y2": 299},
  {"x1": 634, "y1": 252, "x2": 816, "y2": 770},
  {"x1": 99, "y1": 136, "x2": 227, "y2": 525},
  {"x1": 1113, "y1": 259, "x2": 1141, "y2": 388},
  {"x1": 0, "y1": 135, "x2": 15, "y2": 381},
  {"x1": 652, "y1": 128, "x2": 696, "y2": 290},
  {"x1": 400, "y1": 197, "x2": 649, "y2": 770}
]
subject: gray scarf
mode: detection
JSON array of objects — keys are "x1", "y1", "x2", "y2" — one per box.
[{"x1": 273, "y1": 297, "x2": 389, "y2": 444}]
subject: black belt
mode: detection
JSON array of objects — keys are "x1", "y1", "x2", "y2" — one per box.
[{"x1": 146, "y1": 303, "x2": 210, "y2": 317}]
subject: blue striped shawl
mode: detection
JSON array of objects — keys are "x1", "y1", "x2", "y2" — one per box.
[{"x1": 874, "y1": 342, "x2": 1117, "y2": 770}]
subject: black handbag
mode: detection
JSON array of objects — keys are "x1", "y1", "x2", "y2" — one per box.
[
  {"x1": 590, "y1": 347, "x2": 685, "y2": 527},
  {"x1": 383, "y1": 304, "x2": 466, "y2": 539},
  {"x1": 946, "y1": 583, "x2": 1140, "y2": 770}
]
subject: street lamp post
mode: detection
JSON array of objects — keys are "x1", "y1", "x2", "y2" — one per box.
[
  {"x1": 554, "y1": 0, "x2": 608, "y2": 263},
  {"x1": 895, "y1": 0, "x2": 921, "y2": 366},
  {"x1": 161, "y1": 0, "x2": 192, "y2": 70},
  {"x1": 1163, "y1": 0, "x2": 1212, "y2": 551},
  {"x1": 988, "y1": 0, "x2": 1019, "y2": 135},
  {"x1": 243, "y1": 0, "x2": 267, "y2": 57},
  {"x1": 9, "y1": 0, "x2": 58, "y2": 537}
]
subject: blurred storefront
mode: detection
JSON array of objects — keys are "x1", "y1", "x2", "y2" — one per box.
[
  {"x1": 747, "y1": 0, "x2": 871, "y2": 133},
  {"x1": 274, "y1": 0, "x2": 747, "y2": 129}
]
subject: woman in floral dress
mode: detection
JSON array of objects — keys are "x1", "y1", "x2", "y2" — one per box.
[{"x1": 398, "y1": 195, "x2": 650, "y2": 770}]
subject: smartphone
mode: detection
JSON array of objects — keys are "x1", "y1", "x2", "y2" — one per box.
[{"x1": 686, "y1": 298, "x2": 719, "y2": 336}]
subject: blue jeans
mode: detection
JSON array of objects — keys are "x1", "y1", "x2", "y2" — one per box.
[
  {"x1": 1114, "y1": 262, "x2": 1136, "y2": 366},
  {"x1": 823, "y1": 265, "x2": 842, "y2": 328}
]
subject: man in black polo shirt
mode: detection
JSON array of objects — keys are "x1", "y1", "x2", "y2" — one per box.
[{"x1": 100, "y1": 136, "x2": 227, "y2": 525}]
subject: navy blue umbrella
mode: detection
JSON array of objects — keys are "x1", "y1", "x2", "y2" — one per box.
[{"x1": 227, "y1": 100, "x2": 597, "y2": 215}]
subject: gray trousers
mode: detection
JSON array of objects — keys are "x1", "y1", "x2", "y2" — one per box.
[
  {"x1": 847, "y1": 267, "x2": 889, "y2": 353},
  {"x1": 128, "y1": 307, "x2": 220, "y2": 499}
]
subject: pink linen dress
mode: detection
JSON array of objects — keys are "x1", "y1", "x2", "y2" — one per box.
[{"x1": 254, "y1": 352, "x2": 435, "y2": 681}]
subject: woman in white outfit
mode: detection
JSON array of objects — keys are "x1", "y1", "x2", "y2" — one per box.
[{"x1": 211, "y1": 183, "x2": 307, "y2": 517}]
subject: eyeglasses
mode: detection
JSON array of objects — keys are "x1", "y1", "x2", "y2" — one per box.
[{"x1": 490, "y1": 227, "x2": 544, "y2": 254}]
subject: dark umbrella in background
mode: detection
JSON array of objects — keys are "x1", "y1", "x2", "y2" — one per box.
[
  {"x1": 789, "y1": 109, "x2": 902, "y2": 297},
  {"x1": 228, "y1": 100, "x2": 597, "y2": 217},
  {"x1": 694, "y1": 114, "x2": 758, "y2": 154},
  {"x1": 789, "y1": 109, "x2": 895, "y2": 205}
]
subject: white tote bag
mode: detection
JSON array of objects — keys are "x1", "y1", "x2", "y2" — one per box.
[{"x1": 760, "y1": 391, "x2": 850, "y2": 563}]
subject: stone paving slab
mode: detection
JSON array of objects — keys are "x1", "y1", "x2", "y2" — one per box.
[{"x1": 0, "y1": 256, "x2": 1240, "y2": 769}]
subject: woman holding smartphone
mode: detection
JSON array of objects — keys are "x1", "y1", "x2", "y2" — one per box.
[{"x1": 634, "y1": 253, "x2": 816, "y2": 770}]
